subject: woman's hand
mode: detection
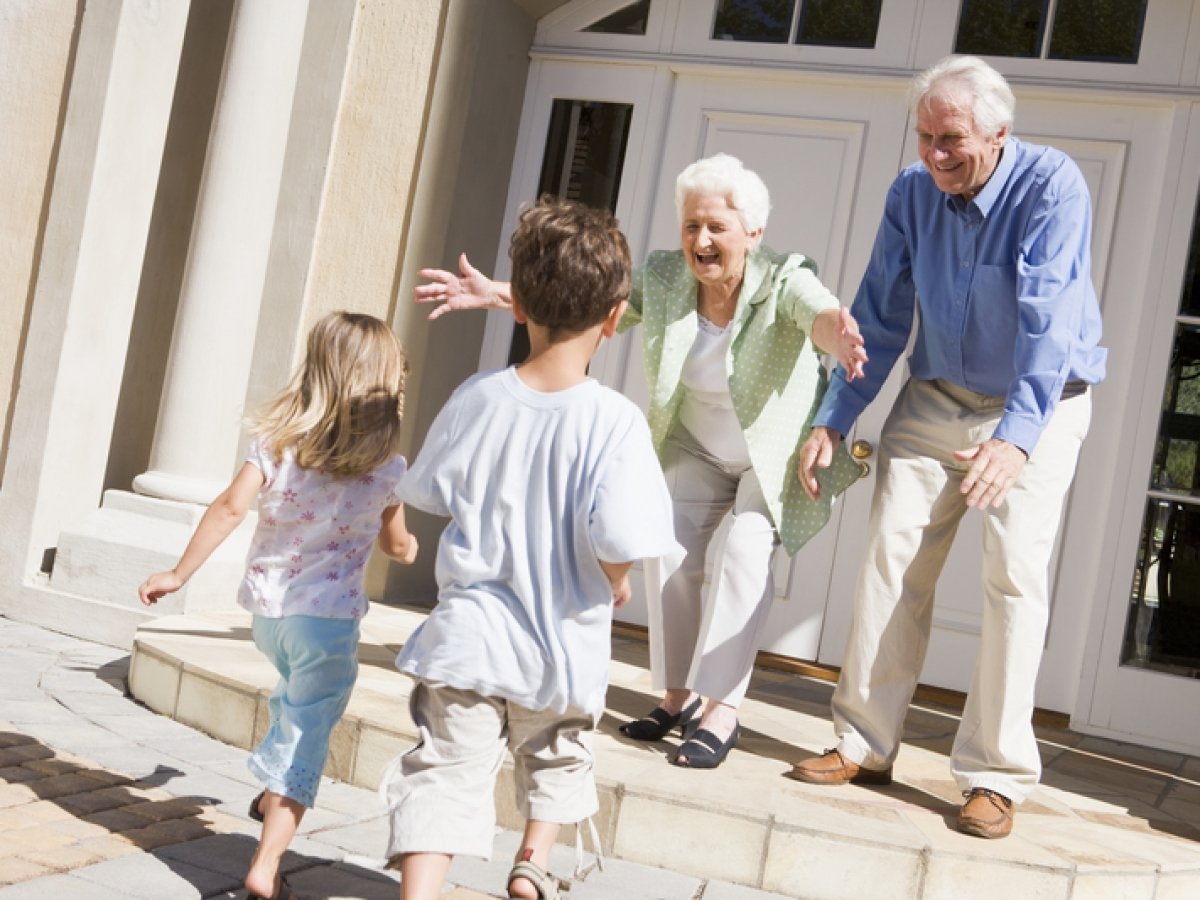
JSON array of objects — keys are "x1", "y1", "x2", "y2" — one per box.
[
  {"x1": 414, "y1": 253, "x2": 512, "y2": 320},
  {"x1": 813, "y1": 307, "x2": 868, "y2": 382},
  {"x1": 798, "y1": 426, "x2": 842, "y2": 502}
]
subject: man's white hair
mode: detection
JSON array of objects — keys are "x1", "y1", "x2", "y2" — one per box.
[{"x1": 911, "y1": 55, "x2": 1015, "y2": 138}]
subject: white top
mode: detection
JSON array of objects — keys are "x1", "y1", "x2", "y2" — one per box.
[
  {"x1": 238, "y1": 439, "x2": 407, "y2": 619},
  {"x1": 395, "y1": 367, "x2": 679, "y2": 716},
  {"x1": 677, "y1": 315, "x2": 751, "y2": 466}
]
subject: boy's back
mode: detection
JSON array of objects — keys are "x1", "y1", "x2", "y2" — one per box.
[{"x1": 395, "y1": 366, "x2": 676, "y2": 717}]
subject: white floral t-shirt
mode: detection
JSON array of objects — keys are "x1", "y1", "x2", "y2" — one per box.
[{"x1": 237, "y1": 439, "x2": 407, "y2": 619}]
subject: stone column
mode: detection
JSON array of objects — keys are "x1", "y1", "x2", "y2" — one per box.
[
  {"x1": 0, "y1": 0, "x2": 191, "y2": 643},
  {"x1": 48, "y1": 0, "x2": 313, "y2": 630},
  {"x1": 133, "y1": 0, "x2": 310, "y2": 504}
]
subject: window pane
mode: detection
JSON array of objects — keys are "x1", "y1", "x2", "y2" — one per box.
[
  {"x1": 1122, "y1": 499, "x2": 1200, "y2": 678},
  {"x1": 796, "y1": 0, "x2": 881, "y2": 48},
  {"x1": 1180, "y1": 194, "x2": 1200, "y2": 318},
  {"x1": 1048, "y1": 0, "x2": 1147, "y2": 63},
  {"x1": 1150, "y1": 325, "x2": 1200, "y2": 497},
  {"x1": 584, "y1": 0, "x2": 651, "y2": 35},
  {"x1": 713, "y1": 0, "x2": 794, "y2": 43},
  {"x1": 510, "y1": 99, "x2": 633, "y2": 365},
  {"x1": 954, "y1": 0, "x2": 1047, "y2": 58},
  {"x1": 536, "y1": 99, "x2": 632, "y2": 211}
]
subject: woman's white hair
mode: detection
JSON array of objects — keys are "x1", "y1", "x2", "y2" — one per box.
[
  {"x1": 674, "y1": 152, "x2": 771, "y2": 234},
  {"x1": 910, "y1": 55, "x2": 1015, "y2": 138}
]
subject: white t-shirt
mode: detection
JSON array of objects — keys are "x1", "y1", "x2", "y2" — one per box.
[
  {"x1": 395, "y1": 367, "x2": 679, "y2": 716},
  {"x1": 678, "y1": 314, "x2": 752, "y2": 466},
  {"x1": 238, "y1": 440, "x2": 407, "y2": 619}
]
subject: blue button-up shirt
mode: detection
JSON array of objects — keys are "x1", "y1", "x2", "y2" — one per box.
[{"x1": 816, "y1": 136, "x2": 1107, "y2": 454}]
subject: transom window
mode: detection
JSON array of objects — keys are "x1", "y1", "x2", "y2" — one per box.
[
  {"x1": 712, "y1": 0, "x2": 883, "y2": 48},
  {"x1": 955, "y1": 0, "x2": 1149, "y2": 63}
]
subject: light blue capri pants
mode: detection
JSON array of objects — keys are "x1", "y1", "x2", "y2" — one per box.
[{"x1": 248, "y1": 614, "x2": 360, "y2": 807}]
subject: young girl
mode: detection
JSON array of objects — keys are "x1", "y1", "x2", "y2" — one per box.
[{"x1": 138, "y1": 311, "x2": 418, "y2": 900}]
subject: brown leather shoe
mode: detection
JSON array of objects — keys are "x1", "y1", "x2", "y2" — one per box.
[
  {"x1": 957, "y1": 788, "x2": 1014, "y2": 838},
  {"x1": 787, "y1": 748, "x2": 893, "y2": 785}
]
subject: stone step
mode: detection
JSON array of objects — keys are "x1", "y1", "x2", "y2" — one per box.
[{"x1": 127, "y1": 605, "x2": 1200, "y2": 900}]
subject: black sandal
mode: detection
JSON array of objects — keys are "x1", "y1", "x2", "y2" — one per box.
[
  {"x1": 619, "y1": 696, "x2": 702, "y2": 741},
  {"x1": 248, "y1": 790, "x2": 266, "y2": 823},
  {"x1": 674, "y1": 724, "x2": 739, "y2": 769}
]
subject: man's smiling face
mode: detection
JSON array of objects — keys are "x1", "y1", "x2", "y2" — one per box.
[{"x1": 915, "y1": 88, "x2": 1007, "y2": 202}]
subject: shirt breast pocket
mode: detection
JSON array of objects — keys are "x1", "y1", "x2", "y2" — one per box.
[{"x1": 969, "y1": 263, "x2": 1018, "y2": 344}]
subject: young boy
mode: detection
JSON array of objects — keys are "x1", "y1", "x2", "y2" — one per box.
[{"x1": 383, "y1": 197, "x2": 679, "y2": 900}]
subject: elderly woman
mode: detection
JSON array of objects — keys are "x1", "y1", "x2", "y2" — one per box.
[{"x1": 417, "y1": 154, "x2": 865, "y2": 769}]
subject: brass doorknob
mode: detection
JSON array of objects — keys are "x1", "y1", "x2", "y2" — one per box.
[
  {"x1": 857, "y1": 461, "x2": 871, "y2": 479},
  {"x1": 851, "y1": 439, "x2": 874, "y2": 460}
]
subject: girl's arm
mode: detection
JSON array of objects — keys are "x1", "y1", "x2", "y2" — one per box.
[
  {"x1": 378, "y1": 504, "x2": 419, "y2": 564},
  {"x1": 137, "y1": 462, "x2": 264, "y2": 605},
  {"x1": 599, "y1": 559, "x2": 633, "y2": 608}
]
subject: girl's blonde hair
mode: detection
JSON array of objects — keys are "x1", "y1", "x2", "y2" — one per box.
[{"x1": 248, "y1": 311, "x2": 409, "y2": 477}]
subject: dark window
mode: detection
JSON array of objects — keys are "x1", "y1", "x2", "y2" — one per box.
[
  {"x1": 508, "y1": 99, "x2": 633, "y2": 366},
  {"x1": 713, "y1": 0, "x2": 793, "y2": 43},
  {"x1": 796, "y1": 0, "x2": 881, "y2": 48},
  {"x1": 956, "y1": 0, "x2": 1147, "y2": 63},
  {"x1": 955, "y1": 0, "x2": 1047, "y2": 58},
  {"x1": 1122, "y1": 192, "x2": 1200, "y2": 678},
  {"x1": 1048, "y1": 0, "x2": 1148, "y2": 63},
  {"x1": 584, "y1": 0, "x2": 652, "y2": 35},
  {"x1": 713, "y1": 0, "x2": 879, "y2": 48}
]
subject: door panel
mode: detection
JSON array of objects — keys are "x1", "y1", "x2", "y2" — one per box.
[{"x1": 621, "y1": 74, "x2": 909, "y2": 661}]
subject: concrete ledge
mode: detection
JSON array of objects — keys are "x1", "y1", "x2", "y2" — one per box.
[{"x1": 128, "y1": 605, "x2": 1200, "y2": 899}]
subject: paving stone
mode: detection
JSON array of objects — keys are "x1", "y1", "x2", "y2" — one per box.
[
  {"x1": 70, "y1": 853, "x2": 240, "y2": 898},
  {"x1": 0, "y1": 858, "x2": 49, "y2": 887},
  {"x1": 0, "y1": 872, "x2": 133, "y2": 898}
]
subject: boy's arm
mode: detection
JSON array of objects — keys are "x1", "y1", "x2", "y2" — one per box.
[
  {"x1": 599, "y1": 559, "x2": 633, "y2": 608},
  {"x1": 137, "y1": 462, "x2": 264, "y2": 605},
  {"x1": 378, "y1": 504, "x2": 419, "y2": 564}
]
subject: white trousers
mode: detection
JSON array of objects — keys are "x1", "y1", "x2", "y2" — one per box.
[
  {"x1": 832, "y1": 378, "x2": 1091, "y2": 802},
  {"x1": 643, "y1": 427, "x2": 780, "y2": 707}
]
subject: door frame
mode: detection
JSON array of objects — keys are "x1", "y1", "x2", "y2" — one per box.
[{"x1": 1074, "y1": 101, "x2": 1200, "y2": 754}]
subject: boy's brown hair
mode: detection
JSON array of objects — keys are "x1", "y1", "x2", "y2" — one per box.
[{"x1": 508, "y1": 195, "x2": 631, "y2": 341}]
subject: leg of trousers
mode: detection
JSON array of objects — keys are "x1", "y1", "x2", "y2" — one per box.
[
  {"x1": 833, "y1": 379, "x2": 1090, "y2": 801},
  {"x1": 643, "y1": 428, "x2": 779, "y2": 706}
]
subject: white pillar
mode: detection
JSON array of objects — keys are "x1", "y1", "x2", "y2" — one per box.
[
  {"x1": 0, "y1": 0, "x2": 190, "y2": 643},
  {"x1": 45, "y1": 0, "x2": 313, "y2": 638},
  {"x1": 134, "y1": 0, "x2": 311, "y2": 504}
]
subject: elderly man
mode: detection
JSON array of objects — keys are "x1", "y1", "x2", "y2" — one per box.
[{"x1": 791, "y1": 55, "x2": 1107, "y2": 839}]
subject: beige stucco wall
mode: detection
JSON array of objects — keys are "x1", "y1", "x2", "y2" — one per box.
[{"x1": 0, "y1": 0, "x2": 77, "y2": 480}]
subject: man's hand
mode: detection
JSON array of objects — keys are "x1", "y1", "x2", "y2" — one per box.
[
  {"x1": 413, "y1": 253, "x2": 509, "y2": 320},
  {"x1": 955, "y1": 438, "x2": 1027, "y2": 509},
  {"x1": 798, "y1": 426, "x2": 842, "y2": 501}
]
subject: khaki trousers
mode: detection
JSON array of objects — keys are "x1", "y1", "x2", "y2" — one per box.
[
  {"x1": 833, "y1": 378, "x2": 1091, "y2": 802},
  {"x1": 643, "y1": 427, "x2": 780, "y2": 706}
]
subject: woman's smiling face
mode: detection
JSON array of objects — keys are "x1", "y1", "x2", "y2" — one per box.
[
  {"x1": 915, "y1": 89, "x2": 1007, "y2": 202},
  {"x1": 679, "y1": 192, "x2": 762, "y2": 290}
]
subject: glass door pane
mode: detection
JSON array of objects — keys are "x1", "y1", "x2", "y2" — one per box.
[
  {"x1": 1121, "y1": 198, "x2": 1200, "y2": 679},
  {"x1": 508, "y1": 99, "x2": 633, "y2": 365}
]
